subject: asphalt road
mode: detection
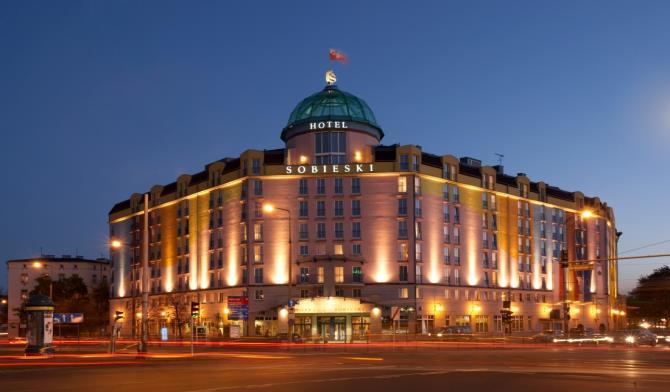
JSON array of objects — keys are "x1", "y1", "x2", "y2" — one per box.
[{"x1": 1, "y1": 345, "x2": 669, "y2": 391}]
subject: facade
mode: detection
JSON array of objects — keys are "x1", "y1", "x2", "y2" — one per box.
[
  {"x1": 108, "y1": 73, "x2": 621, "y2": 341},
  {"x1": 6, "y1": 255, "x2": 110, "y2": 338}
]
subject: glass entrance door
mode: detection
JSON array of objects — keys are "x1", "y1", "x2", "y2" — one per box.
[{"x1": 318, "y1": 316, "x2": 347, "y2": 342}]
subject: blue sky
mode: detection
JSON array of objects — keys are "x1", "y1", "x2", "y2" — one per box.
[{"x1": 1, "y1": 1, "x2": 669, "y2": 293}]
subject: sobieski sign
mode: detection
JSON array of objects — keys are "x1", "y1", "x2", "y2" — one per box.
[{"x1": 285, "y1": 163, "x2": 375, "y2": 175}]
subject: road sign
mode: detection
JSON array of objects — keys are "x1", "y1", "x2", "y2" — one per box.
[
  {"x1": 53, "y1": 313, "x2": 84, "y2": 324},
  {"x1": 391, "y1": 306, "x2": 400, "y2": 321},
  {"x1": 227, "y1": 296, "x2": 249, "y2": 321}
]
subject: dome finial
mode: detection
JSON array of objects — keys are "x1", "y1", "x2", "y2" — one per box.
[{"x1": 325, "y1": 69, "x2": 337, "y2": 86}]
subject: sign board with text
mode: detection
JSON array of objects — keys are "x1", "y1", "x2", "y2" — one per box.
[{"x1": 227, "y1": 296, "x2": 249, "y2": 321}]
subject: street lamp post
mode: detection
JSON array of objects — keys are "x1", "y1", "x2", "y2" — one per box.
[
  {"x1": 262, "y1": 203, "x2": 293, "y2": 343},
  {"x1": 32, "y1": 261, "x2": 53, "y2": 299}
]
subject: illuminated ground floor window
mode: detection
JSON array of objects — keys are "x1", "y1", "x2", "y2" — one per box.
[{"x1": 475, "y1": 315, "x2": 488, "y2": 333}]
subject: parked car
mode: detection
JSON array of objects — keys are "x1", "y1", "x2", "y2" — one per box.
[
  {"x1": 275, "y1": 333, "x2": 303, "y2": 343},
  {"x1": 609, "y1": 329, "x2": 657, "y2": 346},
  {"x1": 532, "y1": 330, "x2": 565, "y2": 343},
  {"x1": 434, "y1": 325, "x2": 474, "y2": 341}
]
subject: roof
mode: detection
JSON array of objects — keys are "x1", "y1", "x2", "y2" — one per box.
[{"x1": 285, "y1": 85, "x2": 382, "y2": 132}]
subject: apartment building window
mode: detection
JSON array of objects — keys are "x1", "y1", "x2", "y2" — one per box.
[
  {"x1": 334, "y1": 222, "x2": 344, "y2": 239},
  {"x1": 412, "y1": 155, "x2": 419, "y2": 171},
  {"x1": 300, "y1": 267, "x2": 309, "y2": 283},
  {"x1": 399, "y1": 265, "x2": 409, "y2": 282},
  {"x1": 334, "y1": 200, "x2": 344, "y2": 216},
  {"x1": 252, "y1": 158, "x2": 261, "y2": 175},
  {"x1": 443, "y1": 247, "x2": 450, "y2": 264},
  {"x1": 351, "y1": 199, "x2": 361, "y2": 216},
  {"x1": 415, "y1": 243, "x2": 423, "y2": 261},
  {"x1": 414, "y1": 199, "x2": 422, "y2": 217},
  {"x1": 254, "y1": 223, "x2": 263, "y2": 241},
  {"x1": 334, "y1": 178, "x2": 343, "y2": 194},
  {"x1": 299, "y1": 245, "x2": 309, "y2": 256},
  {"x1": 453, "y1": 227, "x2": 460, "y2": 245},
  {"x1": 400, "y1": 154, "x2": 409, "y2": 170},
  {"x1": 317, "y1": 267, "x2": 325, "y2": 283},
  {"x1": 398, "y1": 198, "x2": 408, "y2": 215},
  {"x1": 443, "y1": 205, "x2": 450, "y2": 222},
  {"x1": 352, "y1": 243, "x2": 361, "y2": 256},
  {"x1": 299, "y1": 201, "x2": 308, "y2": 217},
  {"x1": 299, "y1": 223, "x2": 308, "y2": 240},
  {"x1": 253, "y1": 245, "x2": 263, "y2": 263},
  {"x1": 415, "y1": 221, "x2": 422, "y2": 240},
  {"x1": 443, "y1": 183, "x2": 450, "y2": 200},
  {"x1": 399, "y1": 287, "x2": 409, "y2": 299},
  {"x1": 349, "y1": 266, "x2": 361, "y2": 283},
  {"x1": 414, "y1": 177, "x2": 421, "y2": 195},
  {"x1": 443, "y1": 225, "x2": 450, "y2": 243},
  {"x1": 253, "y1": 180, "x2": 263, "y2": 196},
  {"x1": 334, "y1": 243, "x2": 344, "y2": 255},
  {"x1": 351, "y1": 178, "x2": 360, "y2": 194},
  {"x1": 316, "y1": 178, "x2": 326, "y2": 195},
  {"x1": 335, "y1": 266, "x2": 344, "y2": 283},
  {"x1": 398, "y1": 242, "x2": 409, "y2": 261},
  {"x1": 398, "y1": 176, "x2": 407, "y2": 193},
  {"x1": 254, "y1": 267, "x2": 263, "y2": 284},
  {"x1": 492, "y1": 214, "x2": 498, "y2": 230},
  {"x1": 482, "y1": 193, "x2": 488, "y2": 209},
  {"x1": 454, "y1": 206, "x2": 460, "y2": 224},
  {"x1": 398, "y1": 220, "x2": 408, "y2": 238},
  {"x1": 454, "y1": 248, "x2": 461, "y2": 266},
  {"x1": 317, "y1": 223, "x2": 326, "y2": 240},
  {"x1": 352, "y1": 222, "x2": 361, "y2": 239},
  {"x1": 255, "y1": 289, "x2": 264, "y2": 300},
  {"x1": 317, "y1": 201, "x2": 326, "y2": 217},
  {"x1": 453, "y1": 186, "x2": 460, "y2": 203},
  {"x1": 299, "y1": 178, "x2": 308, "y2": 195}
]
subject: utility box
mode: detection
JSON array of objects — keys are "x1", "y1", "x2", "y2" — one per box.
[{"x1": 24, "y1": 294, "x2": 55, "y2": 355}]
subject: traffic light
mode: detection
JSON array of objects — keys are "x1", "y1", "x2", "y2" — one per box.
[
  {"x1": 114, "y1": 311, "x2": 125, "y2": 321},
  {"x1": 191, "y1": 302, "x2": 200, "y2": 318}
]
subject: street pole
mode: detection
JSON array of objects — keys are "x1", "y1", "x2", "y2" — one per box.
[
  {"x1": 139, "y1": 192, "x2": 149, "y2": 353},
  {"x1": 282, "y1": 207, "x2": 293, "y2": 343}
]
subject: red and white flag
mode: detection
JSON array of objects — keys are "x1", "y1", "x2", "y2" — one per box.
[{"x1": 329, "y1": 48, "x2": 348, "y2": 63}]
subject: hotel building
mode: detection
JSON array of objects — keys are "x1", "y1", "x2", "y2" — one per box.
[{"x1": 108, "y1": 73, "x2": 621, "y2": 340}]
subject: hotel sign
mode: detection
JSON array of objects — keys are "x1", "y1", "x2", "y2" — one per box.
[
  {"x1": 309, "y1": 121, "x2": 348, "y2": 130},
  {"x1": 285, "y1": 163, "x2": 375, "y2": 175}
]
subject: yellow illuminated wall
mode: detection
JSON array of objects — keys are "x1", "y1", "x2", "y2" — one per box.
[{"x1": 161, "y1": 203, "x2": 177, "y2": 293}]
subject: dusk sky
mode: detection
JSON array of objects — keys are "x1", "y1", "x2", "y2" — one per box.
[{"x1": 1, "y1": 1, "x2": 669, "y2": 293}]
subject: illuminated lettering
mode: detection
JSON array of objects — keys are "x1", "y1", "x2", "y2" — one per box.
[
  {"x1": 284, "y1": 163, "x2": 375, "y2": 175},
  {"x1": 286, "y1": 166, "x2": 293, "y2": 174},
  {"x1": 297, "y1": 166, "x2": 306, "y2": 174},
  {"x1": 311, "y1": 165, "x2": 318, "y2": 173},
  {"x1": 355, "y1": 164, "x2": 363, "y2": 173},
  {"x1": 344, "y1": 164, "x2": 351, "y2": 173}
]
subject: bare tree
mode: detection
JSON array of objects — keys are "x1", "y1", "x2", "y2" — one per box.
[{"x1": 166, "y1": 293, "x2": 188, "y2": 339}]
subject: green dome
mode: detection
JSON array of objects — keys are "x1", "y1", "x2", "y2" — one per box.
[{"x1": 285, "y1": 85, "x2": 381, "y2": 131}]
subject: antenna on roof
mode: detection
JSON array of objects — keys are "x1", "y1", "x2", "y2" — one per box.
[{"x1": 494, "y1": 153, "x2": 504, "y2": 166}]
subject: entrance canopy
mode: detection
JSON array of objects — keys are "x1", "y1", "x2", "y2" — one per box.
[{"x1": 294, "y1": 297, "x2": 374, "y2": 314}]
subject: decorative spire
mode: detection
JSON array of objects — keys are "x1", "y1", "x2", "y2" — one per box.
[{"x1": 325, "y1": 69, "x2": 337, "y2": 86}]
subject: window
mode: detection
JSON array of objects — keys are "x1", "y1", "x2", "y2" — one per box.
[
  {"x1": 352, "y1": 243, "x2": 361, "y2": 255},
  {"x1": 351, "y1": 178, "x2": 360, "y2": 194},
  {"x1": 453, "y1": 227, "x2": 460, "y2": 245},
  {"x1": 351, "y1": 199, "x2": 361, "y2": 216},
  {"x1": 255, "y1": 289, "x2": 264, "y2": 300},
  {"x1": 315, "y1": 131, "x2": 346, "y2": 164},
  {"x1": 317, "y1": 223, "x2": 326, "y2": 239},
  {"x1": 443, "y1": 247, "x2": 450, "y2": 264},
  {"x1": 414, "y1": 199, "x2": 422, "y2": 217},
  {"x1": 254, "y1": 223, "x2": 263, "y2": 241},
  {"x1": 443, "y1": 205, "x2": 450, "y2": 222},
  {"x1": 353, "y1": 288, "x2": 362, "y2": 297},
  {"x1": 252, "y1": 158, "x2": 261, "y2": 175},
  {"x1": 398, "y1": 198, "x2": 408, "y2": 215},
  {"x1": 454, "y1": 248, "x2": 461, "y2": 266},
  {"x1": 299, "y1": 201, "x2": 308, "y2": 217},
  {"x1": 335, "y1": 287, "x2": 344, "y2": 296},
  {"x1": 443, "y1": 183, "x2": 450, "y2": 200},
  {"x1": 299, "y1": 245, "x2": 309, "y2": 256},
  {"x1": 398, "y1": 176, "x2": 407, "y2": 193},
  {"x1": 334, "y1": 243, "x2": 343, "y2": 255},
  {"x1": 299, "y1": 223, "x2": 308, "y2": 240},
  {"x1": 334, "y1": 200, "x2": 344, "y2": 217},
  {"x1": 334, "y1": 178, "x2": 343, "y2": 194},
  {"x1": 482, "y1": 193, "x2": 488, "y2": 209},
  {"x1": 415, "y1": 243, "x2": 423, "y2": 261},
  {"x1": 399, "y1": 287, "x2": 409, "y2": 298},
  {"x1": 334, "y1": 222, "x2": 344, "y2": 239},
  {"x1": 475, "y1": 315, "x2": 488, "y2": 333},
  {"x1": 412, "y1": 154, "x2": 419, "y2": 171},
  {"x1": 299, "y1": 178, "x2": 308, "y2": 195},
  {"x1": 317, "y1": 267, "x2": 325, "y2": 283},
  {"x1": 335, "y1": 266, "x2": 344, "y2": 283},
  {"x1": 353, "y1": 267, "x2": 362, "y2": 282},
  {"x1": 414, "y1": 177, "x2": 421, "y2": 195},
  {"x1": 398, "y1": 242, "x2": 409, "y2": 261},
  {"x1": 254, "y1": 267, "x2": 263, "y2": 284},
  {"x1": 352, "y1": 222, "x2": 361, "y2": 239},
  {"x1": 398, "y1": 220, "x2": 408, "y2": 238},
  {"x1": 300, "y1": 267, "x2": 309, "y2": 283},
  {"x1": 453, "y1": 186, "x2": 460, "y2": 203},
  {"x1": 398, "y1": 265, "x2": 409, "y2": 282},
  {"x1": 454, "y1": 206, "x2": 460, "y2": 224},
  {"x1": 443, "y1": 226, "x2": 450, "y2": 243},
  {"x1": 317, "y1": 201, "x2": 326, "y2": 217},
  {"x1": 253, "y1": 180, "x2": 263, "y2": 196},
  {"x1": 415, "y1": 221, "x2": 422, "y2": 240},
  {"x1": 253, "y1": 245, "x2": 263, "y2": 263},
  {"x1": 316, "y1": 178, "x2": 326, "y2": 194},
  {"x1": 400, "y1": 154, "x2": 409, "y2": 170}
]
